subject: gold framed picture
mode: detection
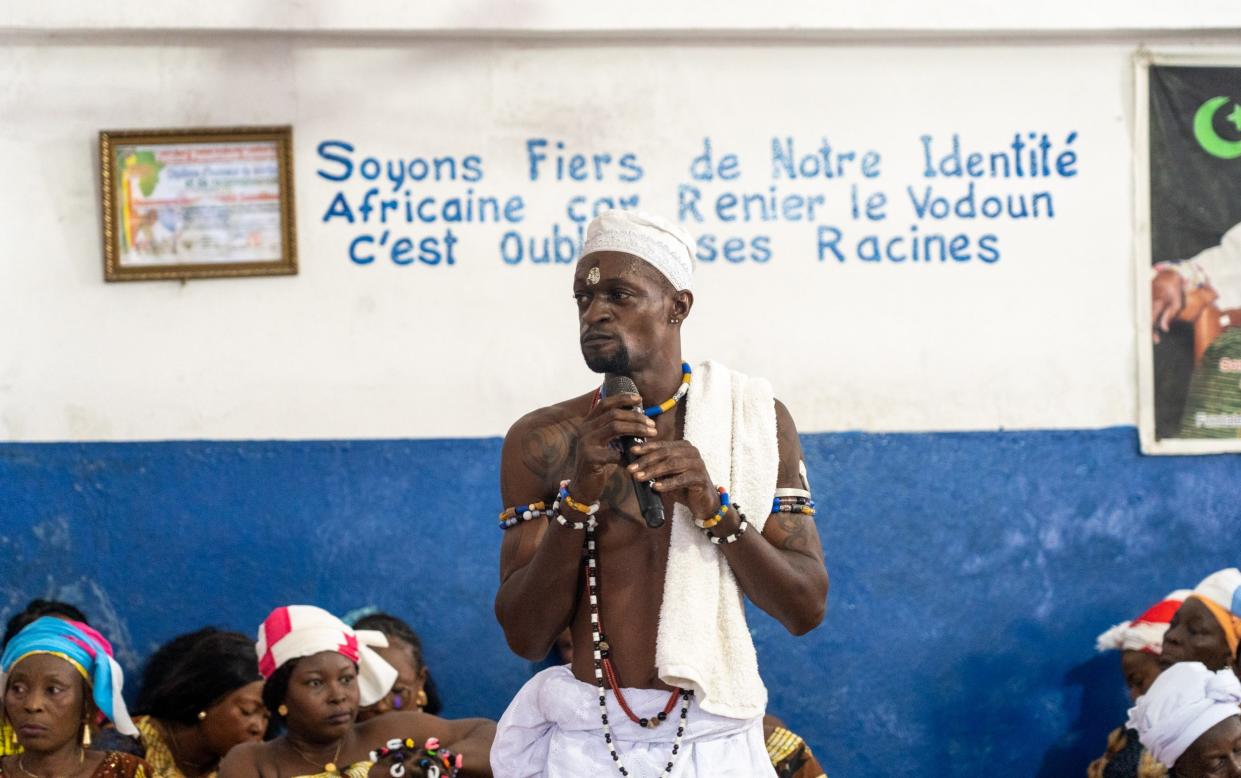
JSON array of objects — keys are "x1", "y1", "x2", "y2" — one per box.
[{"x1": 99, "y1": 126, "x2": 297, "y2": 282}]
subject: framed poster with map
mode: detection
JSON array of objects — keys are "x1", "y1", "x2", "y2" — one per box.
[
  {"x1": 1136, "y1": 53, "x2": 1241, "y2": 454},
  {"x1": 99, "y1": 126, "x2": 296, "y2": 281}
]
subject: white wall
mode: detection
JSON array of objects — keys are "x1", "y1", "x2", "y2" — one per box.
[
  {"x1": 5, "y1": 1, "x2": 1241, "y2": 34},
  {"x1": 2, "y1": 22, "x2": 1238, "y2": 441}
]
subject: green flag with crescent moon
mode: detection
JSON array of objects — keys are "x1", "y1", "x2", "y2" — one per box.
[{"x1": 1149, "y1": 66, "x2": 1241, "y2": 263}]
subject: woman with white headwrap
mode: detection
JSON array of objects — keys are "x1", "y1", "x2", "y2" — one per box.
[
  {"x1": 218, "y1": 606, "x2": 495, "y2": 778},
  {"x1": 1129, "y1": 662, "x2": 1241, "y2": 777}
]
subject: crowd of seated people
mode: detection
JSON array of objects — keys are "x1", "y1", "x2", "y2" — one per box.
[
  {"x1": 1089, "y1": 567, "x2": 1241, "y2": 778},
  {"x1": 0, "y1": 598, "x2": 831, "y2": 778},
  {"x1": 0, "y1": 601, "x2": 492, "y2": 778}
]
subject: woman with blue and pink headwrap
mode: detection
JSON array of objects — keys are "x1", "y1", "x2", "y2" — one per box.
[{"x1": 0, "y1": 617, "x2": 151, "y2": 777}]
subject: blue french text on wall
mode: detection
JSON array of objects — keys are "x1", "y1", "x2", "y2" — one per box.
[{"x1": 313, "y1": 132, "x2": 1082, "y2": 270}]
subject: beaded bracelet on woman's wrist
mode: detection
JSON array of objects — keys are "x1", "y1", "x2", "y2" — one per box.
[{"x1": 369, "y1": 736, "x2": 462, "y2": 777}]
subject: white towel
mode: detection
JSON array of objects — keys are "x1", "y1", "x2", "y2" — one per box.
[{"x1": 655, "y1": 360, "x2": 779, "y2": 720}]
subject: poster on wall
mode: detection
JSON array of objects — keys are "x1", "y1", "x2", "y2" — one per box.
[
  {"x1": 1137, "y1": 54, "x2": 1241, "y2": 454},
  {"x1": 99, "y1": 126, "x2": 297, "y2": 282}
]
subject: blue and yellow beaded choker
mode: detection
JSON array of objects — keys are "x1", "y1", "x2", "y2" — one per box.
[
  {"x1": 598, "y1": 362, "x2": 692, "y2": 417},
  {"x1": 642, "y1": 362, "x2": 692, "y2": 417}
]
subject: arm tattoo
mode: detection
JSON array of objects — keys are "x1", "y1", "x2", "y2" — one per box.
[
  {"x1": 517, "y1": 410, "x2": 642, "y2": 524},
  {"x1": 601, "y1": 468, "x2": 643, "y2": 525},
  {"x1": 774, "y1": 513, "x2": 813, "y2": 555},
  {"x1": 520, "y1": 417, "x2": 578, "y2": 483}
]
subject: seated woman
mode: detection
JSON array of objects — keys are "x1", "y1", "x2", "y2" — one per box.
[
  {"x1": 350, "y1": 613, "x2": 442, "y2": 720},
  {"x1": 1160, "y1": 569, "x2": 1241, "y2": 674},
  {"x1": 218, "y1": 606, "x2": 494, "y2": 778},
  {"x1": 0, "y1": 617, "x2": 151, "y2": 777},
  {"x1": 1, "y1": 598, "x2": 93, "y2": 757},
  {"x1": 132, "y1": 628, "x2": 269, "y2": 777},
  {"x1": 1129, "y1": 661, "x2": 1241, "y2": 776},
  {"x1": 1088, "y1": 590, "x2": 1189, "y2": 778}
]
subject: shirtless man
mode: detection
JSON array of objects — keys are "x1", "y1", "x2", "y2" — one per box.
[{"x1": 491, "y1": 210, "x2": 828, "y2": 777}]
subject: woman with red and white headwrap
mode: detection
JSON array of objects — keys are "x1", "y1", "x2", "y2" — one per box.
[
  {"x1": 218, "y1": 606, "x2": 495, "y2": 778},
  {"x1": 1088, "y1": 590, "x2": 1189, "y2": 778}
]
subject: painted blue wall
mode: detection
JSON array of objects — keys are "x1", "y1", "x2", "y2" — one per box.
[{"x1": 1, "y1": 428, "x2": 1239, "y2": 777}]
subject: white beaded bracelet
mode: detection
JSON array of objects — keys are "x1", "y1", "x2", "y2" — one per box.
[{"x1": 704, "y1": 513, "x2": 749, "y2": 545}]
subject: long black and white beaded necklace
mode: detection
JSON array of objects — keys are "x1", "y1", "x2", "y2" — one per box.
[{"x1": 584, "y1": 527, "x2": 692, "y2": 776}]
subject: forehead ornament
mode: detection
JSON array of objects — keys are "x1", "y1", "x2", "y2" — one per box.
[
  {"x1": 587, "y1": 266, "x2": 601, "y2": 285},
  {"x1": 579, "y1": 210, "x2": 695, "y2": 292}
]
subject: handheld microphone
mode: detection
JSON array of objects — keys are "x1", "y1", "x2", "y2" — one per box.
[{"x1": 602, "y1": 374, "x2": 666, "y2": 529}]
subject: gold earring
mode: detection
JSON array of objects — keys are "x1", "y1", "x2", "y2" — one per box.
[
  {"x1": 416, "y1": 690, "x2": 428, "y2": 709},
  {"x1": 81, "y1": 724, "x2": 91, "y2": 748},
  {"x1": 277, "y1": 704, "x2": 288, "y2": 717},
  {"x1": 197, "y1": 711, "x2": 207, "y2": 721}
]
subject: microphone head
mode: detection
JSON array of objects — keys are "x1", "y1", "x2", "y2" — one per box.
[{"x1": 602, "y1": 374, "x2": 640, "y2": 399}]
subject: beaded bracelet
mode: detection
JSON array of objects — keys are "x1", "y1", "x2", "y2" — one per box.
[
  {"x1": 704, "y1": 508, "x2": 749, "y2": 545},
  {"x1": 558, "y1": 481, "x2": 600, "y2": 516},
  {"x1": 694, "y1": 487, "x2": 731, "y2": 529},
  {"x1": 369, "y1": 737, "x2": 416, "y2": 762},
  {"x1": 771, "y1": 497, "x2": 816, "y2": 516},
  {"x1": 498, "y1": 501, "x2": 556, "y2": 530},
  {"x1": 552, "y1": 480, "x2": 599, "y2": 530},
  {"x1": 772, "y1": 488, "x2": 816, "y2": 515},
  {"x1": 368, "y1": 736, "x2": 462, "y2": 778}
]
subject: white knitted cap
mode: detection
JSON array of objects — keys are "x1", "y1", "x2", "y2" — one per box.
[{"x1": 580, "y1": 210, "x2": 695, "y2": 292}]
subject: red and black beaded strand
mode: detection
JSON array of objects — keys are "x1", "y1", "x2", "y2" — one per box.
[{"x1": 585, "y1": 526, "x2": 692, "y2": 776}]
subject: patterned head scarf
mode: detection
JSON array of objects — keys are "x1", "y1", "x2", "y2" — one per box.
[
  {"x1": 580, "y1": 210, "x2": 695, "y2": 292},
  {"x1": 256, "y1": 605, "x2": 397, "y2": 707},
  {"x1": 1128, "y1": 661, "x2": 1241, "y2": 768},
  {"x1": 1188, "y1": 568, "x2": 1241, "y2": 658},
  {"x1": 1096, "y1": 590, "x2": 1191, "y2": 654},
  {"x1": 0, "y1": 617, "x2": 137, "y2": 736}
]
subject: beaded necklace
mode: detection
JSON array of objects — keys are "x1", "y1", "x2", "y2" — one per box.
[
  {"x1": 579, "y1": 360, "x2": 696, "y2": 775},
  {"x1": 594, "y1": 362, "x2": 692, "y2": 417},
  {"x1": 643, "y1": 362, "x2": 692, "y2": 417},
  {"x1": 585, "y1": 520, "x2": 692, "y2": 776}
]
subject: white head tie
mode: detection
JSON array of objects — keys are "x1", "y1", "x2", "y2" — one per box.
[
  {"x1": 1193, "y1": 567, "x2": 1241, "y2": 615},
  {"x1": 580, "y1": 210, "x2": 695, "y2": 292},
  {"x1": 257, "y1": 604, "x2": 397, "y2": 707},
  {"x1": 1127, "y1": 661, "x2": 1241, "y2": 768}
]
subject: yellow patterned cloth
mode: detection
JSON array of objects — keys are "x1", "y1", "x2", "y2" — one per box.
[
  {"x1": 766, "y1": 726, "x2": 827, "y2": 778},
  {"x1": 1086, "y1": 726, "x2": 1168, "y2": 778},
  {"x1": 0, "y1": 721, "x2": 18, "y2": 757},
  {"x1": 292, "y1": 763, "x2": 373, "y2": 778},
  {"x1": 134, "y1": 716, "x2": 217, "y2": 778}
]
